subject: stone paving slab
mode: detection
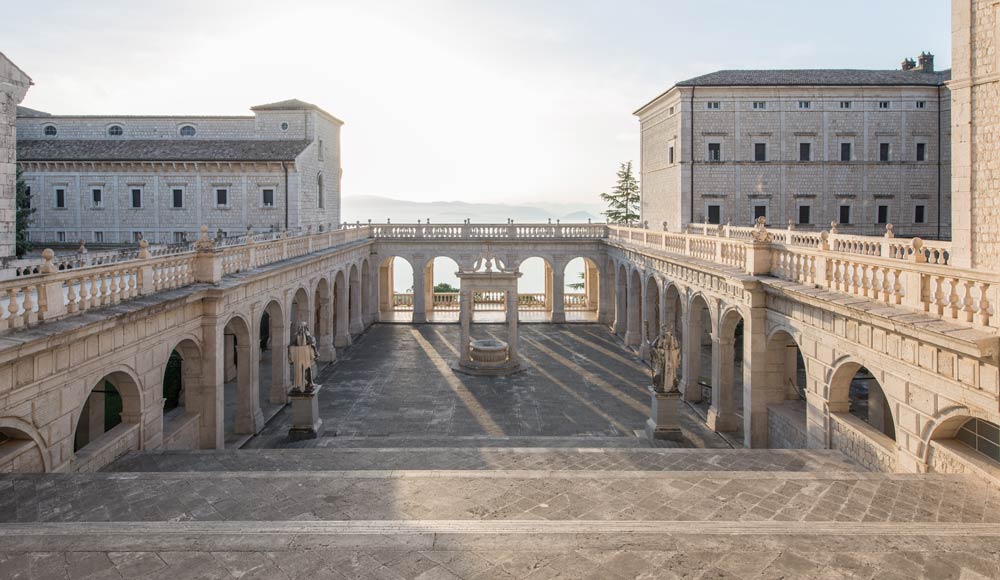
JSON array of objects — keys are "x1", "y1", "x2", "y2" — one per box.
[
  {"x1": 106, "y1": 448, "x2": 862, "y2": 474},
  {"x1": 2, "y1": 471, "x2": 997, "y2": 524}
]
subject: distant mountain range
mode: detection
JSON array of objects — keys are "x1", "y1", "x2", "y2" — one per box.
[{"x1": 341, "y1": 195, "x2": 604, "y2": 225}]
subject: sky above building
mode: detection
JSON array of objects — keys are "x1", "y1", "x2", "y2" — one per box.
[{"x1": 5, "y1": 0, "x2": 950, "y2": 208}]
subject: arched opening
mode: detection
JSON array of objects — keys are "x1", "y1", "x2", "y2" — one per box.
[
  {"x1": 290, "y1": 287, "x2": 310, "y2": 333},
  {"x1": 846, "y1": 366, "x2": 895, "y2": 439},
  {"x1": 161, "y1": 339, "x2": 203, "y2": 450},
  {"x1": 710, "y1": 310, "x2": 743, "y2": 434},
  {"x1": 928, "y1": 416, "x2": 1000, "y2": 474},
  {"x1": 430, "y1": 256, "x2": 461, "y2": 322},
  {"x1": 379, "y1": 255, "x2": 414, "y2": 321},
  {"x1": 223, "y1": 315, "x2": 261, "y2": 447},
  {"x1": 663, "y1": 283, "x2": 684, "y2": 386},
  {"x1": 683, "y1": 293, "x2": 711, "y2": 406},
  {"x1": 349, "y1": 264, "x2": 363, "y2": 334},
  {"x1": 73, "y1": 370, "x2": 142, "y2": 470},
  {"x1": 259, "y1": 300, "x2": 289, "y2": 415},
  {"x1": 762, "y1": 330, "x2": 808, "y2": 447},
  {"x1": 563, "y1": 257, "x2": 599, "y2": 322},
  {"x1": 642, "y1": 275, "x2": 660, "y2": 352},
  {"x1": 361, "y1": 258, "x2": 373, "y2": 325},
  {"x1": 625, "y1": 269, "x2": 642, "y2": 346},
  {"x1": 334, "y1": 270, "x2": 351, "y2": 347},
  {"x1": 515, "y1": 256, "x2": 551, "y2": 321},
  {"x1": 313, "y1": 278, "x2": 334, "y2": 361},
  {"x1": 0, "y1": 423, "x2": 46, "y2": 473}
]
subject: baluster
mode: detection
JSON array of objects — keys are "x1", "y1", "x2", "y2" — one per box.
[
  {"x1": 21, "y1": 285, "x2": 34, "y2": 326},
  {"x1": 978, "y1": 283, "x2": 991, "y2": 327},
  {"x1": 851, "y1": 264, "x2": 861, "y2": 295},
  {"x1": 891, "y1": 269, "x2": 903, "y2": 305},
  {"x1": 934, "y1": 275, "x2": 946, "y2": 316},
  {"x1": 962, "y1": 280, "x2": 976, "y2": 323},
  {"x1": 7, "y1": 288, "x2": 19, "y2": 327},
  {"x1": 67, "y1": 279, "x2": 79, "y2": 314},
  {"x1": 948, "y1": 277, "x2": 961, "y2": 319},
  {"x1": 880, "y1": 268, "x2": 891, "y2": 303},
  {"x1": 100, "y1": 273, "x2": 110, "y2": 305}
]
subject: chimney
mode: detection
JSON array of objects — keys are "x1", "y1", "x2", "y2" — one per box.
[
  {"x1": 901, "y1": 57, "x2": 916, "y2": 71},
  {"x1": 916, "y1": 52, "x2": 934, "y2": 72}
]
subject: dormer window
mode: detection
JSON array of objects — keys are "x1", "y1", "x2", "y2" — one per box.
[
  {"x1": 43, "y1": 125, "x2": 57, "y2": 136},
  {"x1": 107, "y1": 125, "x2": 123, "y2": 136},
  {"x1": 179, "y1": 125, "x2": 196, "y2": 136}
]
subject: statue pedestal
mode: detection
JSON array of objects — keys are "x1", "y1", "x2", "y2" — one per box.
[
  {"x1": 645, "y1": 386, "x2": 683, "y2": 441},
  {"x1": 288, "y1": 385, "x2": 324, "y2": 441}
]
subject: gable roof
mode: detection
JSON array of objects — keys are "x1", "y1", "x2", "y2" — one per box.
[
  {"x1": 250, "y1": 99, "x2": 343, "y2": 124},
  {"x1": 16, "y1": 106, "x2": 50, "y2": 117},
  {"x1": 16, "y1": 139, "x2": 311, "y2": 163},
  {"x1": 675, "y1": 69, "x2": 950, "y2": 87}
]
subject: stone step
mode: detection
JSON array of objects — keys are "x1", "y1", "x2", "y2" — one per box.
[
  {"x1": 106, "y1": 447, "x2": 862, "y2": 474},
  {"x1": 4, "y1": 519, "x2": 999, "y2": 579},
  {"x1": 249, "y1": 434, "x2": 667, "y2": 449},
  {"x1": 2, "y1": 469, "x2": 996, "y2": 525}
]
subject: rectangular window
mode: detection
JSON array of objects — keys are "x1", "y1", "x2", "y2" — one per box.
[
  {"x1": 840, "y1": 101, "x2": 852, "y2": 109},
  {"x1": 798, "y1": 100, "x2": 811, "y2": 109},
  {"x1": 318, "y1": 139, "x2": 325, "y2": 161},
  {"x1": 879, "y1": 101, "x2": 890, "y2": 109},
  {"x1": 877, "y1": 205, "x2": 889, "y2": 224},
  {"x1": 94, "y1": 231, "x2": 104, "y2": 243},
  {"x1": 707, "y1": 205, "x2": 721, "y2": 224},
  {"x1": 55, "y1": 188, "x2": 65, "y2": 208},
  {"x1": 839, "y1": 205, "x2": 851, "y2": 224},
  {"x1": 262, "y1": 188, "x2": 275, "y2": 207},
  {"x1": 668, "y1": 146, "x2": 675, "y2": 164},
  {"x1": 91, "y1": 188, "x2": 102, "y2": 208},
  {"x1": 57, "y1": 231, "x2": 66, "y2": 243},
  {"x1": 668, "y1": 106, "x2": 674, "y2": 115},
  {"x1": 799, "y1": 142, "x2": 811, "y2": 162},
  {"x1": 754, "y1": 143, "x2": 767, "y2": 162},
  {"x1": 130, "y1": 188, "x2": 142, "y2": 208},
  {"x1": 879, "y1": 142, "x2": 891, "y2": 162},
  {"x1": 916, "y1": 142, "x2": 927, "y2": 162},
  {"x1": 215, "y1": 188, "x2": 228, "y2": 207},
  {"x1": 173, "y1": 232, "x2": 186, "y2": 243},
  {"x1": 798, "y1": 205, "x2": 811, "y2": 225},
  {"x1": 752, "y1": 101, "x2": 766, "y2": 109},
  {"x1": 916, "y1": 101, "x2": 926, "y2": 109},
  {"x1": 706, "y1": 101, "x2": 720, "y2": 109},
  {"x1": 914, "y1": 205, "x2": 926, "y2": 224},
  {"x1": 840, "y1": 142, "x2": 852, "y2": 161},
  {"x1": 172, "y1": 188, "x2": 183, "y2": 208},
  {"x1": 707, "y1": 142, "x2": 721, "y2": 162},
  {"x1": 132, "y1": 231, "x2": 143, "y2": 242},
  {"x1": 753, "y1": 205, "x2": 767, "y2": 220}
]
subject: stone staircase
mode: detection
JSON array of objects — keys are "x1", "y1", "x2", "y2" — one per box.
[{"x1": 1, "y1": 444, "x2": 999, "y2": 579}]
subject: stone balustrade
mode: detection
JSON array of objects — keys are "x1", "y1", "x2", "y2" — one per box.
[{"x1": 370, "y1": 222, "x2": 607, "y2": 240}]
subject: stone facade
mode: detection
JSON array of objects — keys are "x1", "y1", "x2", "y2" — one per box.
[
  {"x1": 767, "y1": 401, "x2": 808, "y2": 449},
  {"x1": 15, "y1": 99, "x2": 342, "y2": 245},
  {"x1": 636, "y1": 68, "x2": 951, "y2": 239},
  {"x1": 0, "y1": 52, "x2": 30, "y2": 258},
  {"x1": 951, "y1": 0, "x2": 1000, "y2": 268}
]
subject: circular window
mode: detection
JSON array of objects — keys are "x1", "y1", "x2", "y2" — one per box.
[
  {"x1": 43, "y1": 125, "x2": 57, "y2": 136},
  {"x1": 280, "y1": 122, "x2": 289, "y2": 131},
  {"x1": 179, "y1": 125, "x2": 196, "y2": 136},
  {"x1": 107, "y1": 125, "x2": 123, "y2": 136}
]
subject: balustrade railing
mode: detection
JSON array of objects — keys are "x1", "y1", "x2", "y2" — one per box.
[{"x1": 370, "y1": 222, "x2": 607, "y2": 240}]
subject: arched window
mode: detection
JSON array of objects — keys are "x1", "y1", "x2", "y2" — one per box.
[
  {"x1": 179, "y1": 125, "x2": 196, "y2": 136},
  {"x1": 957, "y1": 418, "x2": 1000, "y2": 463},
  {"x1": 317, "y1": 173, "x2": 324, "y2": 209},
  {"x1": 43, "y1": 125, "x2": 57, "y2": 136},
  {"x1": 107, "y1": 125, "x2": 123, "y2": 136}
]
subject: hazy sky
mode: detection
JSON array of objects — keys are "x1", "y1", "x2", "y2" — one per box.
[{"x1": 5, "y1": 0, "x2": 950, "y2": 207}]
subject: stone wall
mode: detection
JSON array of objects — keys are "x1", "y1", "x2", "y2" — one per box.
[
  {"x1": 927, "y1": 439, "x2": 1000, "y2": 486},
  {"x1": 162, "y1": 411, "x2": 200, "y2": 450},
  {"x1": 71, "y1": 422, "x2": 140, "y2": 473},
  {"x1": 0, "y1": 53, "x2": 31, "y2": 258},
  {"x1": 830, "y1": 412, "x2": 899, "y2": 472},
  {"x1": 0, "y1": 438, "x2": 44, "y2": 473},
  {"x1": 767, "y1": 401, "x2": 808, "y2": 449}
]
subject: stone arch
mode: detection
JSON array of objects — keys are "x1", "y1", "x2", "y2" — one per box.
[
  {"x1": 662, "y1": 281, "x2": 684, "y2": 339},
  {"x1": 160, "y1": 336, "x2": 203, "y2": 450},
  {"x1": 760, "y1": 328, "x2": 809, "y2": 447},
  {"x1": 334, "y1": 269, "x2": 351, "y2": 347},
  {"x1": 828, "y1": 358, "x2": 896, "y2": 441},
  {"x1": 426, "y1": 256, "x2": 462, "y2": 319},
  {"x1": 71, "y1": 367, "x2": 144, "y2": 469},
  {"x1": 222, "y1": 313, "x2": 262, "y2": 439},
  {"x1": 516, "y1": 256, "x2": 554, "y2": 317},
  {"x1": 613, "y1": 262, "x2": 629, "y2": 336},
  {"x1": 361, "y1": 257, "x2": 373, "y2": 323},
  {"x1": 0, "y1": 417, "x2": 50, "y2": 472},
  {"x1": 562, "y1": 255, "x2": 601, "y2": 322},
  {"x1": 313, "y1": 276, "x2": 334, "y2": 361},
  {"x1": 290, "y1": 287, "x2": 311, "y2": 334},
  {"x1": 641, "y1": 274, "x2": 661, "y2": 357},
  {"x1": 923, "y1": 408, "x2": 1000, "y2": 472},
  {"x1": 709, "y1": 306, "x2": 745, "y2": 433},
  {"x1": 683, "y1": 292, "x2": 712, "y2": 405},
  {"x1": 349, "y1": 263, "x2": 363, "y2": 334},
  {"x1": 259, "y1": 299, "x2": 289, "y2": 407},
  {"x1": 379, "y1": 255, "x2": 414, "y2": 318},
  {"x1": 625, "y1": 267, "x2": 642, "y2": 346}
]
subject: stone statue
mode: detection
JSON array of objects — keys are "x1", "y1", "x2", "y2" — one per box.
[
  {"x1": 750, "y1": 216, "x2": 772, "y2": 242},
  {"x1": 288, "y1": 322, "x2": 319, "y2": 393},
  {"x1": 649, "y1": 327, "x2": 681, "y2": 393}
]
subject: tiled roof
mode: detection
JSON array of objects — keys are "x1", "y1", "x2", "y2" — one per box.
[
  {"x1": 16, "y1": 106, "x2": 50, "y2": 117},
  {"x1": 251, "y1": 99, "x2": 343, "y2": 124},
  {"x1": 16, "y1": 139, "x2": 311, "y2": 162},
  {"x1": 675, "y1": 69, "x2": 950, "y2": 87}
]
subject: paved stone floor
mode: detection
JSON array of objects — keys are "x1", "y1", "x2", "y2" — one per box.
[{"x1": 246, "y1": 324, "x2": 732, "y2": 449}]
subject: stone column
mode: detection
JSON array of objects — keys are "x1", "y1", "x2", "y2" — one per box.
[
  {"x1": 349, "y1": 277, "x2": 363, "y2": 335},
  {"x1": 424, "y1": 261, "x2": 435, "y2": 315},
  {"x1": 412, "y1": 260, "x2": 427, "y2": 324},
  {"x1": 707, "y1": 335, "x2": 738, "y2": 432},
  {"x1": 459, "y1": 287, "x2": 472, "y2": 364},
  {"x1": 742, "y1": 306, "x2": 770, "y2": 447},
  {"x1": 379, "y1": 262, "x2": 393, "y2": 317},
  {"x1": 199, "y1": 317, "x2": 225, "y2": 449},
  {"x1": 234, "y1": 343, "x2": 264, "y2": 434},
  {"x1": 335, "y1": 279, "x2": 351, "y2": 347},
  {"x1": 551, "y1": 267, "x2": 566, "y2": 323},
  {"x1": 680, "y1": 310, "x2": 703, "y2": 403},
  {"x1": 270, "y1": 320, "x2": 290, "y2": 404},
  {"x1": 317, "y1": 294, "x2": 335, "y2": 362},
  {"x1": 613, "y1": 267, "x2": 627, "y2": 335},
  {"x1": 543, "y1": 261, "x2": 554, "y2": 312},
  {"x1": 506, "y1": 289, "x2": 520, "y2": 363},
  {"x1": 598, "y1": 260, "x2": 614, "y2": 325},
  {"x1": 223, "y1": 334, "x2": 237, "y2": 383},
  {"x1": 368, "y1": 261, "x2": 379, "y2": 324},
  {"x1": 624, "y1": 275, "x2": 641, "y2": 347}
]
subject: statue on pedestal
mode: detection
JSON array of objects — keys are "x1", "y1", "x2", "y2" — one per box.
[
  {"x1": 649, "y1": 327, "x2": 681, "y2": 393},
  {"x1": 288, "y1": 322, "x2": 319, "y2": 393}
]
